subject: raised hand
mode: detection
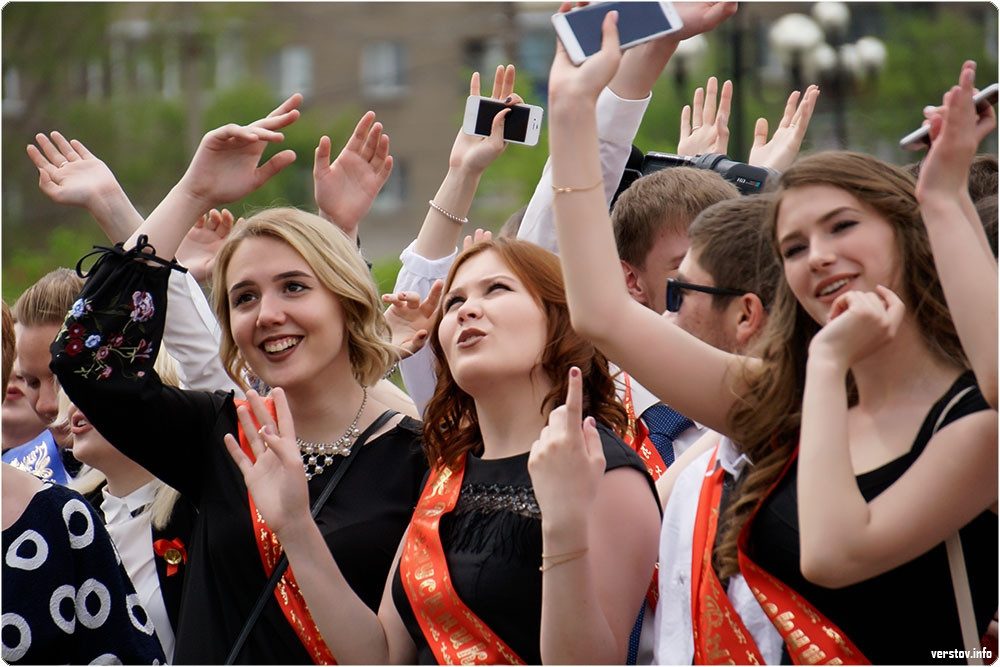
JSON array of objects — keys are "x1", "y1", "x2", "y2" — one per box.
[
  {"x1": 175, "y1": 208, "x2": 236, "y2": 283},
  {"x1": 314, "y1": 111, "x2": 393, "y2": 243},
  {"x1": 382, "y1": 280, "x2": 444, "y2": 357},
  {"x1": 677, "y1": 77, "x2": 733, "y2": 156},
  {"x1": 549, "y1": 5, "x2": 623, "y2": 106},
  {"x1": 449, "y1": 65, "x2": 521, "y2": 175},
  {"x1": 224, "y1": 388, "x2": 310, "y2": 536},
  {"x1": 748, "y1": 85, "x2": 820, "y2": 171},
  {"x1": 808, "y1": 286, "x2": 904, "y2": 370},
  {"x1": 916, "y1": 61, "x2": 997, "y2": 203},
  {"x1": 26, "y1": 132, "x2": 144, "y2": 243},
  {"x1": 178, "y1": 93, "x2": 302, "y2": 209},
  {"x1": 672, "y1": 2, "x2": 738, "y2": 42},
  {"x1": 461, "y1": 228, "x2": 493, "y2": 251},
  {"x1": 528, "y1": 366, "x2": 606, "y2": 526}
]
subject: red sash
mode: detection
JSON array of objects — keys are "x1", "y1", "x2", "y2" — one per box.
[
  {"x1": 235, "y1": 398, "x2": 337, "y2": 665},
  {"x1": 691, "y1": 443, "x2": 765, "y2": 665},
  {"x1": 737, "y1": 448, "x2": 871, "y2": 665},
  {"x1": 401, "y1": 455, "x2": 526, "y2": 665},
  {"x1": 621, "y1": 372, "x2": 670, "y2": 481}
]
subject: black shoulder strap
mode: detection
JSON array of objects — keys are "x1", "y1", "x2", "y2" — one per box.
[{"x1": 225, "y1": 409, "x2": 399, "y2": 664}]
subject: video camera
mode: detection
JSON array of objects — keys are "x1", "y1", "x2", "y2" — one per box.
[{"x1": 612, "y1": 147, "x2": 779, "y2": 207}]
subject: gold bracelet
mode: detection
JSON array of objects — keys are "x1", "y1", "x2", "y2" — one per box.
[
  {"x1": 428, "y1": 199, "x2": 469, "y2": 225},
  {"x1": 551, "y1": 179, "x2": 603, "y2": 194},
  {"x1": 539, "y1": 547, "x2": 589, "y2": 572}
]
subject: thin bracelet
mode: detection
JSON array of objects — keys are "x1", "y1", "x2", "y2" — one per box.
[
  {"x1": 551, "y1": 179, "x2": 603, "y2": 195},
  {"x1": 539, "y1": 547, "x2": 589, "y2": 572},
  {"x1": 428, "y1": 199, "x2": 469, "y2": 225}
]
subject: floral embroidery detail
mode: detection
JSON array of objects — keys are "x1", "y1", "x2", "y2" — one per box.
[
  {"x1": 85, "y1": 334, "x2": 102, "y2": 349},
  {"x1": 68, "y1": 323, "x2": 85, "y2": 339},
  {"x1": 8, "y1": 444, "x2": 54, "y2": 481},
  {"x1": 96, "y1": 346, "x2": 110, "y2": 361},
  {"x1": 70, "y1": 298, "x2": 92, "y2": 319},
  {"x1": 133, "y1": 339, "x2": 154, "y2": 362},
  {"x1": 130, "y1": 291, "x2": 155, "y2": 322},
  {"x1": 108, "y1": 334, "x2": 125, "y2": 348},
  {"x1": 65, "y1": 339, "x2": 84, "y2": 357},
  {"x1": 99, "y1": 367, "x2": 114, "y2": 380}
]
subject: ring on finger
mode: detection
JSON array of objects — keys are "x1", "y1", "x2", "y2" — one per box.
[{"x1": 258, "y1": 425, "x2": 267, "y2": 436}]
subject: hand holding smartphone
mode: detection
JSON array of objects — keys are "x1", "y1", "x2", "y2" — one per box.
[
  {"x1": 462, "y1": 96, "x2": 544, "y2": 147},
  {"x1": 551, "y1": 1, "x2": 684, "y2": 66},
  {"x1": 899, "y1": 82, "x2": 999, "y2": 150}
]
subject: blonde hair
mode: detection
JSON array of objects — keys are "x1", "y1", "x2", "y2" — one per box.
[
  {"x1": 2, "y1": 301, "x2": 14, "y2": 398},
  {"x1": 13, "y1": 268, "x2": 84, "y2": 328},
  {"x1": 66, "y1": 350, "x2": 183, "y2": 530},
  {"x1": 210, "y1": 208, "x2": 397, "y2": 391}
]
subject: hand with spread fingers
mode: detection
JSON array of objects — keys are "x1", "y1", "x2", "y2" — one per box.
[
  {"x1": 26, "y1": 132, "x2": 144, "y2": 243},
  {"x1": 314, "y1": 111, "x2": 393, "y2": 244},
  {"x1": 178, "y1": 93, "x2": 302, "y2": 209},
  {"x1": 677, "y1": 76, "x2": 733, "y2": 156},
  {"x1": 224, "y1": 388, "x2": 310, "y2": 537},
  {"x1": 748, "y1": 85, "x2": 820, "y2": 171}
]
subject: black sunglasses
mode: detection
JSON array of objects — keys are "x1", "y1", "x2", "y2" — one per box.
[{"x1": 665, "y1": 278, "x2": 749, "y2": 313}]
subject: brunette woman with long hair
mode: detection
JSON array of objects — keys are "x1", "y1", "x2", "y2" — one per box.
[
  {"x1": 228, "y1": 236, "x2": 660, "y2": 664},
  {"x1": 547, "y1": 15, "x2": 996, "y2": 664}
]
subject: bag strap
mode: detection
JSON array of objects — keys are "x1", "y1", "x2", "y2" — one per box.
[
  {"x1": 225, "y1": 409, "x2": 399, "y2": 665},
  {"x1": 931, "y1": 385, "x2": 983, "y2": 665}
]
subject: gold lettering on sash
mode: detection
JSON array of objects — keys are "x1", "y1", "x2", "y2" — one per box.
[
  {"x1": 450, "y1": 627, "x2": 474, "y2": 649},
  {"x1": 787, "y1": 629, "x2": 810, "y2": 649},
  {"x1": 457, "y1": 643, "x2": 489, "y2": 664},
  {"x1": 415, "y1": 561, "x2": 435, "y2": 580},
  {"x1": 431, "y1": 467, "x2": 453, "y2": 497},
  {"x1": 800, "y1": 644, "x2": 826, "y2": 664},
  {"x1": 704, "y1": 633, "x2": 734, "y2": 663},
  {"x1": 775, "y1": 611, "x2": 795, "y2": 632}
]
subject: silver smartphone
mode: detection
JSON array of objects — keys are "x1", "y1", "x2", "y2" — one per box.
[
  {"x1": 899, "y1": 82, "x2": 999, "y2": 151},
  {"x1": 461, "y1": 96, "x2": 544, "y2": 147},
  {"x1": 551, "y1": 1, "x2": 684, "y2": 66}
]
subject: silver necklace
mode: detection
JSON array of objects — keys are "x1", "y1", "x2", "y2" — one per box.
[{"x1": 297, "y1": 387, "x2": 367, "y2": 481}]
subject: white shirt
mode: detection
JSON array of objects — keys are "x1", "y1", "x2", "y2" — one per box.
[
  {"x1": 652, "y1": 437, "x2": 783, "y2": 665},
  {"x1": 102, "y1": 482, "x2": 176, "y2": 662}
]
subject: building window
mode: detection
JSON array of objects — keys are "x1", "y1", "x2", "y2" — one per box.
[
  {"x1": 371, "y1": 159, "x2": 406, "y2": 213},
  {"x1": 360, "y1": 41, "x2": 407, "y2": 100},
  {"x1": 278, "y1": 45, "x2": 313, "y2": 99}
]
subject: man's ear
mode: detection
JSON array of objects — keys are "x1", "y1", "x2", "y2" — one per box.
[
  {"x1": 734, "y1": 293, "x2": 768, "y2": 348},
  {"x1": 621, "y1": 260, "x2": 648, "y2": 307}
]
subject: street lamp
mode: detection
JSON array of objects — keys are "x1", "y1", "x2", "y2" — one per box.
[{"x1": 770, "y1": 3, "x2": 886, "y2": 149}]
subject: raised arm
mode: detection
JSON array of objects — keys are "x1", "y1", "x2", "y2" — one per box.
[
  {"x1": 915, "y1": 60, "x2": 998, "y2": 408},
  {"x1": 224, "y1": 389, "x2": 415, "y2": 664},
  {"x1": 26, "y1": 132, "x2": 144, "y2": 243},
  {"x1": 129, "y1": 93, "x2": 302, "y2": 257},
  {"x1": 528, "y1": 368, "x2": 659, "y2": 663},
  {"x1": 547, "y1": 10, "x2": 748, "y2": 434},
  {"x1": 677, "y1": 76, "x2": 733, "y2": 156},
  {"x1": 314, "y1": 110, "x2": 393, "y2": 247},
  {"x1": 519, "y1": 2, "x2": 738, "y2": 252}
]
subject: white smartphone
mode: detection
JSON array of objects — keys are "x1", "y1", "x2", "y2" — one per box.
[
  {"x1": 551, "y1": 1, "x2": 684, "y2": 66},
  {"x1": 462, "y1": 96, "x2": 544, "y2": 147},
  {"x1": 899, "y1": 82, "x2": 999, "y2": 150}
]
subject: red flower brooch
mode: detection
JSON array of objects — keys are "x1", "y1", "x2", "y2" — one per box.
[{"x1": 153, "y1": 538, "x2": 188, "y2": 577}]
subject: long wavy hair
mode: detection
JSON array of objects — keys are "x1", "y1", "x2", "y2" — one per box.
[
  {"x1": 715, "y1": 151, "x2": 969, "y2": 578},
  {"x1": 422, "y1": 238, "x2": 627, "y2": 469},
  {"x1": 210, "y1": 208, "x2": 397, "y2": 391}
]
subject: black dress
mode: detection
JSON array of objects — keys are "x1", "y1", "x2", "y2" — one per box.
[
  {"x1": 749, "y1": 372, "x2": 997, "y2": 665},
  {"x1": 51, "y1": 241, "x2": 429, "y2": 664},
  {"x1": 390, "y1": 424, "x2": 658, "y2": 665},
  {"x1": 1, "y1": 483, "x2": 166, "y2": 664}
]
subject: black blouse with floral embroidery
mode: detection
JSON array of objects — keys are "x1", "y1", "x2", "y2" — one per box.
[{"x1": 51, "y1": 239, "x2": 429, "y2": 664}]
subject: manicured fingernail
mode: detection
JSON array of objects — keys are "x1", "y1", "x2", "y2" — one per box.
[
  {"x1": 260, "y1": 425, "x2": 273, "y2": 437},
  {"x1": 570, "y1": 367, "x2": 580, "y2": 378},
  {"x1": 504, "y1": 97, "x2": 512, "y2": 104}
]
